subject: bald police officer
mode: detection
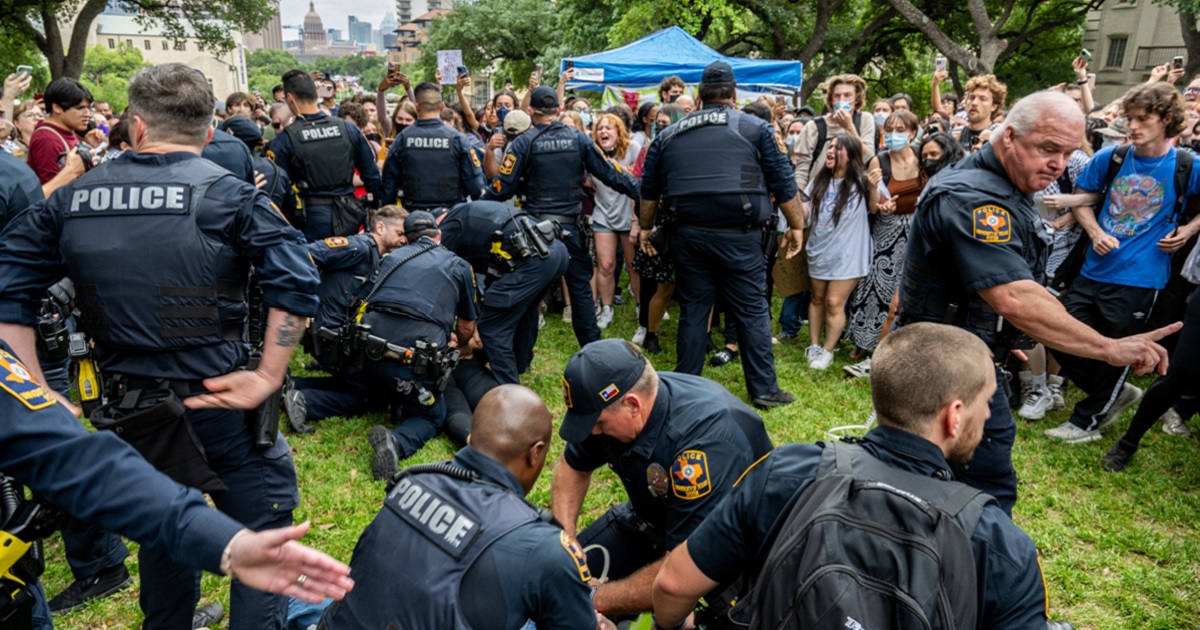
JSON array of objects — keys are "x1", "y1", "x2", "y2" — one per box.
[
  {"x1": 382, "y1": 82, "x2": 486, "y2": 215},
  {"x1": 0, "y1": 63, "x2": 321, "y2": 630},
  {"x1": 484, "y1": 86, "x2": 639, "y2": 347}
]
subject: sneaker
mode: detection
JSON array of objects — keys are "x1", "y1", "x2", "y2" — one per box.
[
  {"x1": 613, "y1": 294, "x2": 625, "y2": 306},
  {"x1": 632, "y1": 326, "x2": 647, "y2": 345},
  {"x1": 597, "y1": 305, "x2": 614, "y2": 329},
  {"x1": 1047, "y1": 375, "x2": 1066, "y2": 410},
  {"x1": 193, "y1": 603, "x2": 225, "y2": 629},
  {"x1": 752, "y1": 390, "x2": 796, "y2": 409},
  {"x1": 1101, "y1": 441, "x2": 1137, "y2": 472},
  {"x1": 1096, "y1": 384, "x2": 1143, "y2": 431},
  {"x1": 284, "y1": 387, "x2": 315, "y2": 434},
  {"x1": 643, "y1": 333, "x2": 662, "y2": 354},
  {"x1": 562, "y1": 305, "x2": 572, "y2": 323},
  {"x1": 48, "y1": 564, "x2": 133, "y2": 615},
  {"x1": 776, "y1": 331, "x2": 800, "y2": 342},
  {"x1": 538, "y1": 312, "x2": 545, "y2": 330},
  {"x1": 810, "y1": 348, "x2": 834, "y2": 370},
  {"x1": 709, "y1": 348, "x2": 739, "y2": 367},
  {"x1": 368, "y1": 425, "x2": 401, "y2": 481},
  {"x1": 843, "y1": 357, "x2": 871, "y2": 378},
  {"x1": 804, "y1": 344, "x2": 823, "y2": 366},
  {"x1": 1017, "y1": 387, "x2": 1053, "y2": 421},
  {"x1": 662, "y1": 311, "x2": 670, "y2": 321},
  {"x1": 1161, "y1": 408, "x2": 1193, "y2": 437},
  {"x1": 1044, "y1": 421, "x2": 1101, "y2": 444}
]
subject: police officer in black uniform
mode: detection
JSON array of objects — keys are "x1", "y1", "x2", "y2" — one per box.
[
  {"x1": 381, "y1": 82, "x2": 486, "y2": 214},
  {"x1": 0, "y1": 63, "x2": 321, "y2": 630},
  {"x1": 320, "y1": 385, "x2": 599, "y2": 630},
  {"x1": 637, "y1": 62, "x2": 806, "y2": 409},
  {"x1": 221, "y1": 114, "x2": 293, "y2": 211},
  {"x1": 650, "y1": 324, "x2": 1052, "y2": 630},
  {"x1": 440, "y1": 200, "x2": 569, "y2": 385},
  {"x1": 283, "y1": 205, "x2": 410, "y2": 433},
  {"x1": 484, "y1": 86, "x2": 639, "y2": 347},
  {"x1": 551, "y1": 339, "x2": 773, "y2": 618},
  {"x1": 897, "y1": 91, "x2": 1177, "y2": 514},
  {"x1": 358, "y1": 211, "x2": 478, "y2": 480},
  {"x1": 272, "y1": 69, "x2": 383, "y2": 242},
  {"x1": 0, "y1": 338, "x2": 354, "y2": 627}
]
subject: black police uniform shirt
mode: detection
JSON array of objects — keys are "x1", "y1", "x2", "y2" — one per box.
[
  {"x1": 640, "y1": 103, "x2": 798, "y2": 229},
  {"x1": 271, "y1": 112, "x2": 384, "y2": 201},
  {"x1": 381, "y1": 118, "x2": 486, "y2": 209},
  {"x1": 0, "y1": 150, "x2": 44, "y2": 231},
  {"x1": 0, "y1": 338, "x2": 245, "y2": 573},
  {"x1": 483, "y1": 121, "x2": 639, "y2": 216},
  {"x1": 306, "y1": 234, "x2": 380, "y2": 331},
  {"x1": 685, "y1": 427, "x2": 1048, "y2": 629},
  {"x1": 0, "y1": 151, "x2": 320, "y2": 381},
  {"x1": 900, "y1": 143, "x2": 1048, "y2": 349},
  {"x1": 363, "y1": 236, "x2": 478, "y2": 347},
  {"x1": 439, "y1": 200, "x2": 531, "y2": 272},
  {"x1": 325, "y1": 446, "x2": 595, "y2": 630},
  {"x1": 201, "y1": 128, "x2": 256, "y2": 184},
  {"x1": 563, "y1": 372, "x2": 773, "y2": 548}
]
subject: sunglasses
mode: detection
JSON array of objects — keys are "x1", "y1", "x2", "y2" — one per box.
[{"x1": 272, "y1": 122, "x2": 283, "y2": 129}]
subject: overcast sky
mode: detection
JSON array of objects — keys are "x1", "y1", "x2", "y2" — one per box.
[{"x1": 278, "y1": 0, "x2": 396, "y2": 43}]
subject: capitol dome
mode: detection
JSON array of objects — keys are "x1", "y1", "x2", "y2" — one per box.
[{"x1": 303, "y1": 2, "x2": 326, "y2": 44}]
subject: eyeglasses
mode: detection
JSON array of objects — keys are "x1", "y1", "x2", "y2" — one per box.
[
  {"x1": 1185, "y1": 87, "x2": 1200, "y2": 94},
  {"x1": 18, "y1": 111, "x2": 42, "y2": 119}
]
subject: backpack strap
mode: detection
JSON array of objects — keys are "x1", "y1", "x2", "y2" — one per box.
[
  {"x1": 1172, "y1": 149, "x2": 1193, "y2": 223},
  {"x1": 813, "y1": 113, "x2": 863, "y2": 159},
  {"x1": 1100, "y1": 145, "x2": 1131, "y2": 204},
  {"x1": 878, "y1": 151, "x2": 893, "y2": 184}
]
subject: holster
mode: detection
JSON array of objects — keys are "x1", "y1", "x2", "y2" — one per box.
[
  {"x1": 246, "y1": 354, "x2": 282, "y2": 451},
  {"x1": 89, "y1": 389, "x2": 227, "y2": 493}
]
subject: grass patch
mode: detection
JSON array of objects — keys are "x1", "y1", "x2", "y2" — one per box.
[{"x1": 43, "y1": 300, "x2": 1200, "y2": 628}]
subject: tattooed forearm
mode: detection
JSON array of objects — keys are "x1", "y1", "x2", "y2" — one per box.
[{"x1": 275, "y1": 314, "x2": 304, "y2": 347}]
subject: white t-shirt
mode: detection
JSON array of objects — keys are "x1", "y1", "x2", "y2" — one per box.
[
  {"x1": 591, "y1": 140, "x2": 642, "y2": 231},
  {"x1": 804, "y1": 177, "x2": 886, "y2": 281}
]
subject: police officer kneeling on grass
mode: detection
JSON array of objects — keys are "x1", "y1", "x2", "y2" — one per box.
[
  {"x1": 0, "y1": 62, "x2": 326, "y2": 630},
  {"x1": 319, "y1": 385, "x2": 612, "y2": 630},
  {"x1": 355, "y1": 211, "x2": 479, "y2": 480},
  {"x1": 439, "y1": 200, "x2": 569, "y2": 385},
  {"x1": 651, "y1": 323, "x2": 1067, "y2": 630},
  {"x1": 550, "y1": 339, "x2": 773, "y2": 622}
]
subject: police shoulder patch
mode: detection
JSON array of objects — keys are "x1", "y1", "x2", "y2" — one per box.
[
  {"x1": 0, "y1": 349, "x2": 57, "y2": 410},
  {"x1": 559, "y1": 531, "x2": 592, "y2": 583},
  {"x1": 323, "y1": 236, "x2": 350, "y2": 248},
  {"x1": 265, "y1": 149, "x2": 277, "y2": 162},
  {"x1": 470, "y1": 150, "x2": 482, "y2": 169},
  {"x1": 670, "y1": 450, "x2": 712, "y2": 500},
  {"x1": 500, "y1": 154, "x2": 517, "y2": 176},
  {"x1": 492, "y1": 179, "x2": 503, "y2": 193},
  {"x1": 562, "y1": 375, "x2": 574, "y2": 409},
  {"x1": 972, "y1": 205, "x2": 1012, "y2": 243}
]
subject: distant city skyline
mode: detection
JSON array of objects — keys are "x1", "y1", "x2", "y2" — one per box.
[{"x1": 280, "y1": 0, "x2": 394, "y2": 45}]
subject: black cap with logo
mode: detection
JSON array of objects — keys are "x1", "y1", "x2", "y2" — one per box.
[{"x1": 559, "y1": 339, "x2": 647, "y2": 443}]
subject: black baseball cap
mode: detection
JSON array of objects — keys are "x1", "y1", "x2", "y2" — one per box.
[
  {"x1": 559, "y1": 339, "x2": 647, "y2": 443},
  {"x1": 531, "y1": 86, "x2": 559, "y2": 109},
  {"x1": 701, "y1": 61, "x2": 735, "y2": 85},
  {"x1": 404, "y1": 210, "x2": 439, "y2": 236},
  {"x1": 219, "y1": 115, "x2": 262, "y2": 149}
]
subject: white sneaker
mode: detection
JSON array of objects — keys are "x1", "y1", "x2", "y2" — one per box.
[
  {"x1": 811, "y1": 347, "x2": 834, "y2": 370},
  {"x1": 632, "y1": 326, "x2": 647, "y2": 345},
  {"x1": 538, "y1": 313, "x2": 545, "y2": 330},
  {"x1": 596, "y1": 305, "x2": 614, "y2": 329},
  {"x1": 1161, "y1": 408, "x2": 1193, "y2": 437},
  {"x1": 662, "y1": 311, "x2": 670, "y2": 321},
  {"x1": 562, "y1": 305, "x2": 572, "y2": 323},
  {"x1": 1018, "y1": 387, "x2": 1053, "y2": 421},
  {"x1": 1096, "y1": 383, "x2": 1143, "y2": 431},
  {"x1": 843, "y1": 357, "x2": 871, "y2": 378},
  {"x1": 1044, "y1": 421, "x2": 1101, "y2": 444},
  {"x1": 804, "y1": 344, "x2": 823, "y2": 367},
  {"x1": 1047, "y1": 375, "x2": 1066, "y2": 410}
]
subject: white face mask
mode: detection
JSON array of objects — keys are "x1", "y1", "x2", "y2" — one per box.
[
  {"x1": 833, "y1": 100, "x2": 853, "y2": 114},
  {"x1": 874, "y1": 112, "x2": 889, "y2": 126}
]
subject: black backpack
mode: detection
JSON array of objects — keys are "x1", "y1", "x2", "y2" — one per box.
[
  {"x1": 744, "y1": 441, "x2": 993, "y2": 630},
  {"x1": 813, "y1": 112, "x2": 864, "y2": 159}
]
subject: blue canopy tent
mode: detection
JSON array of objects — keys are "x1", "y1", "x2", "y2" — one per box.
[{"x1": 561, "y1": 26, "x2": 803, "y2": 94}]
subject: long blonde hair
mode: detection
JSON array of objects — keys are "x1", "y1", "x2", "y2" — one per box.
[{"x1": 591, "y1": 112, "x2": 631, "y2": 160}]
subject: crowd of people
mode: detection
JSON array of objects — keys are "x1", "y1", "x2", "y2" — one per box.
[{"x1": 0, "y1": 46, "x2": 1196, "y2": 630}]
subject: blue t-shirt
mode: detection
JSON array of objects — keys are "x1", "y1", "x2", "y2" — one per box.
[{"x1": 1075, "y1": 145, "x2": 1200, "y2": 289}]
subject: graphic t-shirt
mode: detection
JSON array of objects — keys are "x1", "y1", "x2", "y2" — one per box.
[{"x1": 1075, "y1": 145, "x2": 1200, "y2": 289}]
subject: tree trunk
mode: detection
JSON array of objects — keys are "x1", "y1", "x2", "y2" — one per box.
[{"x1": 1181, "y1": 10, "x2": 1200, "y2": 83}]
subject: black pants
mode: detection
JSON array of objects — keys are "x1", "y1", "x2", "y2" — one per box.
[
  {"x1": 442, "y1": 357, "x2": 499, "y2": 445},
  {"x1": 1050, "y1": 276, "x2": 1158, "y2": 431},
  {"x1": 1117, "y1": 284, "x2": 1200, "y2": 448}
]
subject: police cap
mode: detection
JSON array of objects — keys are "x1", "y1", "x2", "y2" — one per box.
[
  {"x1": 530, "y1": 86, "x2": 559, "y2": 109},
  {"x1": 404, "y1": 210, "x2": 439, "y2": 236},
  {"x1": 701, "y1": 61, "x2": 735, "y2": 85},
  {"x1": 220, "y1": 115, "x2": 262, "y2": 149},
  {"x1": 559, "y1": 339, "x2": 647, "y2": 443}
]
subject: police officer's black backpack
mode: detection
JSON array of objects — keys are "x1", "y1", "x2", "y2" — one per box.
[{"x1": 741, "y1": 441, "x2": 992, "y2": 630}]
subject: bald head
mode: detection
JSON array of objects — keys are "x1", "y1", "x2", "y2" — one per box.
[{"x1": 470, "y1": 385, "x2": 552, "y2": 466}]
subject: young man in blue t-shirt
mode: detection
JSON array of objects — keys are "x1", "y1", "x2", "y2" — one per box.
[{"x1": 1046, "y1": 82, "x2": 1200, "y2": 444}]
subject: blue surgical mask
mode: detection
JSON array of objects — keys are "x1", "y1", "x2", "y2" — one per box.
[
  {"x1": 884, "y1": 132, "x2": 910, "y2": 152},
  {"x1": 834, "y1": 100, "x2": 853, "y2": 114},
  {"x1": 579, "y1": 111, "x2": 592, "y2": 128},
  {"x1": 873, "y1": 112, "x2": 888, "y2": 126}
]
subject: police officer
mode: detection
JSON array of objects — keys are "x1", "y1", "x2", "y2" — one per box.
[
  {"x1": 272, "y1": 69, "x2": 383, "y2": 242},
  {"x1": 0, "y1": 63, "x2": 321, "y2": 630},
  {"x1": 381, "y1": 82, "x2": 486, "y2": 214},
  {"x1": 550, "y1": 339, "x2": 773, "y2": 618},
  {"x1": 221, "y1": 114, "x2": 293, "y2": 211},
  {"x1": 360, "y1": 211, "x2": 478, "y2": 480},
  {"x1": 320, "y1": 385, "x2": 600, "y2": 630},
  {"x1": 896, "y1": 90, "x2": 1177, "y2": 514},
  {"x1": 649, "y1": 324, "x2": 1051, "y2": 630},
  {"x1": 0, "y1": 338, "x2": 353, "y2": 627},
  {"x1": 637, "y1": 62, "x2": 806, "y2": 408},
  {"x1": 202, "y1": 125, "x2": 256, "y2": 184},
  {"x1": 484, "y1": 86, "x2": 639, "y2": 347},
  {"x1": 440, "y1": 200, "x2": 569, "y2": 384},
  {"x1": 285, "y1": 206, "x2": 409, "y2": 433}
]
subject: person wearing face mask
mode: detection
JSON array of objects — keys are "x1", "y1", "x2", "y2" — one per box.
[
  {"x1": 844, "y1": 110, "x2": 926, "y2": 378},
  {"x1": 870, "y1": 99, "x2": 892, "y2": 151},
  {"x1": 791, "y1": 74, "x2": 876, "y2": 191},
  {"x1": 917, "y1": 131, "x2": 966, "y2": 180}
]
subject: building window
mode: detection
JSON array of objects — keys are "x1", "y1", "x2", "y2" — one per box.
[
  {"x1": 1106, "y1": 36, "x2": 1128, "y2": 68},
  {"x1": 144, "y1": 39, "x2": 151, "y2": 50},
  {"x1": 175, "y1": 41, "x2": 186, "y2": 51},
  {"x1": 107, "y1": 38, "x2": 115, "y2": 49},
  {"x1": 125, "y1": 39, "x2": 133, "y2": 47},
  {"x1": 162, "y1": 40, "x2": 169, "y2": 50}
]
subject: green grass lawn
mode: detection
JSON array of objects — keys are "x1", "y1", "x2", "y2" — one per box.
[{"x1": 42, "y1": 301, "x2": 1200, "y2": 629}]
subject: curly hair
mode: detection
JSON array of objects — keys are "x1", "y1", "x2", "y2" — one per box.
[
  {"x1": 822, "y1": 74, "x2": 868, "y2": 112},
  {"x1": 591, "y1": 112, "x2": 631, "y2": 160},
  {"x1": 1121, "y1": 81, "x2": 1189, "y2": 138},
  {"x1": 963, "y1": 75, "x2": 1008, "y2": 120}
]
